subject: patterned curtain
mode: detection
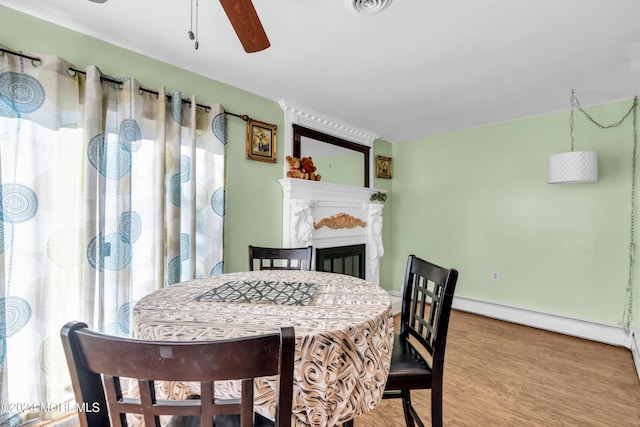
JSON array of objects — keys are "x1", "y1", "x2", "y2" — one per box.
[{"x1": 0, "y1": 49, "x2": 226, "y2": 424}]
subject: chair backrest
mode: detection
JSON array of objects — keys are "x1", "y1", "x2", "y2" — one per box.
[
  {"x1": 399, "y1": 254, "x2": 458, "y2": 372},
  {"x1": 60, "y1": 321, "x2": 295, "y2": 427},
  {"x1": 249, "y1": 246, "x2": 313, "y2": 271}
]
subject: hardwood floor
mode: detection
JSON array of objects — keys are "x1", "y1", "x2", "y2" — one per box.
[{"x1": 355, "y1": 310, "x2": 640, "y2": 426}]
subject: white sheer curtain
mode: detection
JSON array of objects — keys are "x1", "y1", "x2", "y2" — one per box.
[{"x1": 0, "y1": 48, "x2": 226, "y2": 424}]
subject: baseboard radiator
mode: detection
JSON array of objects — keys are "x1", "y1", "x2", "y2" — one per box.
[
  {"x1": 632, "y1": 330, "x2": 640, "y2": 381},
  {"x1": 387, "y1": 291, "x2": 640, "y2": 381}
]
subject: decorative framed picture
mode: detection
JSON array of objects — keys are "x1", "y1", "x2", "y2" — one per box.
[
  {"x1": 376, "y1": 155, "x2": 392, "y2": 179},
  {"x1": 247, "y1": 119, "x2": 277, "y2": 163}
]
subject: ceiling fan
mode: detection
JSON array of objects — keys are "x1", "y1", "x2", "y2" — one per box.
[
  {"x1": 88, "y1": 0, "x2": 270, "y2": 53},
  {"x1": 219, "y1": 0, "x2": 270, "y2": 53}
]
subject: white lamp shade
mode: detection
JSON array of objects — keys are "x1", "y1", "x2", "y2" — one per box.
[{"x1": 547, "y1": 151, "x2": 598, "y2": 184}]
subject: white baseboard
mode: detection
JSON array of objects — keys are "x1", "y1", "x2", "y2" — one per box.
[
  {"x1": 632, "y1": 329, "x2": 640, "y2": 380},
  {"x1": 453, "y1": 296, "x2": 640, "y2": 381},
  {"x1": 388, "y1": 290, "x2": 402, "y2": 315},
  {"x1": 452, "y1": 295, "x2": 632, "y2": 348},
  {"x1": 387, "y1": 292, "x2": 640, "y2": 380}
]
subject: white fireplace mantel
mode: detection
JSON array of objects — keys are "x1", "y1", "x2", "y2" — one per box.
[
  {"x1": 278, "y1": 100, "x2": 385, "y2": 283},
  {"x1": 280, "y1": 178, "x2": 385, "y2": 284}
]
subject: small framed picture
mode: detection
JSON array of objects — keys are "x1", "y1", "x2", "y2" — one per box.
[
  {"x1": 376, "y1": 155, "x2": 392, "y2": 179},
  {"x1": 247, "y1": 119, "x2": 277, "y2": 163}
]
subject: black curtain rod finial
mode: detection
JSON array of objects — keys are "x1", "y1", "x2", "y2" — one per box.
[{"x1": 224, "y1": 111, "x2": 251, "y2": 122}]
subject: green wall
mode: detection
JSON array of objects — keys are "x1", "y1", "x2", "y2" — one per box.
[
  {"x1": 390, "y1": 100, "x2": 639, "y2": 328},
  {"x1": 373, "y1": 140, "x2": 394, "y2": 289}
]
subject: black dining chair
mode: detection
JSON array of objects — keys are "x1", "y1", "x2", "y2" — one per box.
[
  {"x1": 249, "y1": 245, "x2": 313, "y2": 271},
  {"x1": 60, "y1": 321, "x2": 295, "y2": 427},
  {"x1": 382, "y1": 254, "x2": 459, "y2": 427}
]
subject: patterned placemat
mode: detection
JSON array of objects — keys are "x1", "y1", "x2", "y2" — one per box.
[{"x1": 195, "y1": 280, "x2": 317, "y2": 305}]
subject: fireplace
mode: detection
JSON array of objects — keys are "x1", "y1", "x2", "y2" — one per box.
[
  {"x1": 279, "y1": 178, "x2": 384, "y2": 284},
  {"x1": 278, "y1": 100, "x2": 385, "y2": 284},
  {"x1": 316, "y1": 244, "x2": 366, "y2": 279}
]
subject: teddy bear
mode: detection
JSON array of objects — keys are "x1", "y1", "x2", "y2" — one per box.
[
  {"x1": 300, "y1": 156, "x2": 321, "y2": 181},
  {"x1": 286, "y1": 155, "x2": 308, "y2": 179}
]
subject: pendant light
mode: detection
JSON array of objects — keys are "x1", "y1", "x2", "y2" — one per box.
[{"x1": 547, "y1": 90, "x2": 598, "y2": 184}]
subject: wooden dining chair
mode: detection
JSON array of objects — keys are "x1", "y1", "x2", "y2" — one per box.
[
  {"x1": 249, "y1": 245, "x2": 313, "y2": 271},
  {"x1": 60, "y1": 321, "x2": 296, "y2": 427},
  {"x1": 381, "y1": 254, "x2": 459, "y2": 427}
]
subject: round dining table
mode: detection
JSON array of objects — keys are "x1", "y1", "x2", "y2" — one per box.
[{"x1": 131, "y1": 270, "x2": 394, "y2": 427}]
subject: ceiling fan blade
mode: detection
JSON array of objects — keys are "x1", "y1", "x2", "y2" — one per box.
[{"x1": 219, "y1": 0, "x2": 270, "y2": 53}]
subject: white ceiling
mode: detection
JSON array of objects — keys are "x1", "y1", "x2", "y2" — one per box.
[{"x1": 3, "y1": 0, "x2": 640, "y2": 142}]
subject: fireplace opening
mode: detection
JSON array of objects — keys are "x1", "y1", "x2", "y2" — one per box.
[{"x1": 315, "y1": 244, "x2": 366, "y2": 279}]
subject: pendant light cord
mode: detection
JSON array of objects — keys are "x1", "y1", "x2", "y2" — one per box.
[
  {"x1": 572, "y1": 91, "x2": 637, "y2": 131},
  {"x1": 624, "y1": 99, "x2": 638, "y2": 330},
  {"x1": 569, "y1": 92, "x2": 576, "y2": 151},
  {"x1": 572, "y1": 92, "x2": 638, "y2": 330}
]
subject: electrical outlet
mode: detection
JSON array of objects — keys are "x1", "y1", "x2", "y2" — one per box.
[{"x1": 491, "y1": 271, "x2": 500, "y2": 281}]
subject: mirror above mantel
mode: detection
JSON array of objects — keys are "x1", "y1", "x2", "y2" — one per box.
[
  {"x1": 293, "y1": 124, "x2": 370, "y2": 188},
  {"x1": 279, "y1": 100, "x2": 379, "y2": 188}
]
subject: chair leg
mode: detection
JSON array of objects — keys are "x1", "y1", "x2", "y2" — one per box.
[
  {"x1": 401, "y1": 389, "x2": 416, "y2": 427},
  {"x1": 431, "y1": 384, "x2": 443, "y2": 427}
]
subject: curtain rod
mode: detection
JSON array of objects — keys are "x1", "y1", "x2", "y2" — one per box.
[{"x1": 0, "y1": 46, "x2": 249, "y2": 120}]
